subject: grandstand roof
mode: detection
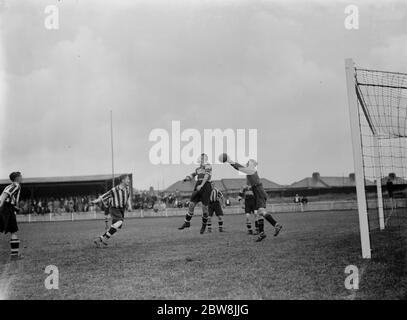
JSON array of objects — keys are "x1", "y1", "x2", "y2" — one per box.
[{"x1": 0, "y1": 173, "x2": 129, "y2": 185}]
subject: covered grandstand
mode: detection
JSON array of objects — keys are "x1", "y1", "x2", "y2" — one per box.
[{"x1": 0, "y1": 173, "x2": 133, "y2": 201}]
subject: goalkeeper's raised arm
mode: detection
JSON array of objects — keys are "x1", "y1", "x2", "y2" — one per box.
[{"x1": 225, "y1": 157, "x2": 257, "y2": 175}]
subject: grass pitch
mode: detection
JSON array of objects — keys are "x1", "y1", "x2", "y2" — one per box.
[{"x1": 1, "y1": 210, "x2": 406, "y2": 299}]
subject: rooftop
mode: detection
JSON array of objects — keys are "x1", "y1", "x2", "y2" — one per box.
[
  {"x1": 289, "y1": 172, "x2": 374, "y2": 189},
  {"x1": 165, "y1": 177, "x2": 283, "y2": 193}
]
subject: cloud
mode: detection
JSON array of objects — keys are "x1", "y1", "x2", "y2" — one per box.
[
  {"x1": 1, "y1": 0, "x2": 407, "y2": 188},
  {"x1": 369, "y1": 35, "x2": 407, "y2": 72}
]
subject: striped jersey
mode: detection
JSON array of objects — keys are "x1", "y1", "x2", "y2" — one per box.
[
  {"x1": 239, "y1": 185, "x2": 254, "y2": 199},
  {"x1": 1, "y1": 183, "x2": 21, "y2": 206},
  {"x1": 210, "y1": 187, "x2": 223, "y2": 203},
  {"x1": 102, "y1": 196, "x2": 112, "y2": 207},
  {"x1": 101, "y1": 185, "x2": 130, "y2": 209},
  {"x1": 190, "y1": 163, "x2": 212, "y2": 182}
]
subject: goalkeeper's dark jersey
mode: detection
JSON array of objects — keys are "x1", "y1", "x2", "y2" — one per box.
[
  {"x1": 243, "y1": 170, "x2": 267, "y2": 209},
  {"x1": 230, "y1": 162, "x2": 267, "y2": 209},
  {"x1": 230, "y1": 162, "x2": 261, "y2": 186},
  {"x1": 246, "y1": 171, "x2": 261, "y2": 187}
]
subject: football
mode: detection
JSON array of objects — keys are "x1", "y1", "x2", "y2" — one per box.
[{"x1": 218, "y1": 153, "x2": 229, "y2": 163}]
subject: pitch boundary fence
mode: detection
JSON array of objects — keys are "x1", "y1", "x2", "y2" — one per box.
[{"x1": 16, "y1": 199, "x2": 407, "y2": 223}]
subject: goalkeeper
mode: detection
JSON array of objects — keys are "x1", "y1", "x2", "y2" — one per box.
[{"x1": 222, "y1": 155, "x2": 282, "y2": 242}]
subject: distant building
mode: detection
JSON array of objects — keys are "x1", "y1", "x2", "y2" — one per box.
[
  {"x1": 165, "y1": 178, "x2": 283, "y2": 198},
  {"x1": 290, "y1": 172, "x2": 330, "y2": 189},
  {"x1": 287, "y1": 172, "x2": 377, "y2": 197},
  {"x1": 164, "y1": 171, "x2": 407, "y2": 200},
  {"x1": 290, "y1": 172, "x2": 376, "y2": 189},
  {"x1": 221, "y1": 178, "x2": 282, "y2": 192}
]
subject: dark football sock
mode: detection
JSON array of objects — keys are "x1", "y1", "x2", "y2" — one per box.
[
  {"x1": 10, "y1": 238, "x2": 20, "y2": 257},
  {"x1": 207, "y1": 218, "x2": 212, "y2": 230},
  {"x1": 218, "y1": 219, "x2": 223, "y2": 230},
  {"x1": 202, "y1": 216, "x2": 208, "y2": 226},
  {"x1": 258, "y1": 218, "x2": 264, "y2": 233},
  {"x1": 254, "y1": 220, "x2": 259, "y2": 232},
  {"x1": 264, "y1": 213, "x2": 277, "y2": 227},
  {"x1": 185, "y1": 212, "x2": 193, "y2": 222},
  {"x1": 103, "y1": 227, "x2": 117, "y2": 239}
]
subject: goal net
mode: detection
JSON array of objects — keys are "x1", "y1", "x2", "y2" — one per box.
[{"x1": 345, "y1": 59, "x2": 407, "y2": 259}]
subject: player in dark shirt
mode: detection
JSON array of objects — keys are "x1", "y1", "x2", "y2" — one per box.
[{"x1": 239, "y1": 185, "x2": 259, "y2": 235}]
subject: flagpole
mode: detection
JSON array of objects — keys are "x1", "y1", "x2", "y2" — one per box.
[{"x1": 110, "y1": 110, "x2": 115, "y2": 187}]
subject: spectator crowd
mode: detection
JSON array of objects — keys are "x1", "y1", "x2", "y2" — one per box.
[
  {"x1": 17, "y1": 196, "x2": 100, "y2": 215},
  {"x1": 16, "y1": 189, "x2": 232, "y2": 215},
  {"x1": 17, "y1": 191, "x2": 191, "y2": 215}
]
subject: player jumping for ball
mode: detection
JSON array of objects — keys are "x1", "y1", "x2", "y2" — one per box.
[
  {"x1": 220, "y1": 154, "x2": 282, "y2": 241},
  {"x1": 91, "y1": 174, "x2": 132, "y2": 247},
  {"x1": 0, "y1": 172, "x2": 23, "y2": 258},
  {"x1": 178, "y1": 153, "x2": 212, "y2": 234}
]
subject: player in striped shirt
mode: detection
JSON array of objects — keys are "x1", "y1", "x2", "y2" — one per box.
[
  {"x1": 207, "y1": 182, "x2": 225, "y2": 232},
  {"x1": 0, "y1": 172, "x2": 23, "y2": 258},
  {"x1": 239, "y1": 185, "x2": 259, "y2": 235},
  {"x1": 222, "y1": 155, "x2": 282, "y2": 242},
  {"x1": 91, "y1": 174, "x2": 132, "y2": 246},
  {"x1": 178, "y1": 153, "x2": 212, "y2": 234}
]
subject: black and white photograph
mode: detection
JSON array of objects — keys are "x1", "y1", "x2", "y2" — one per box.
[{"x1": 0, "y1": 0, "x2": 406, "y2": 305}]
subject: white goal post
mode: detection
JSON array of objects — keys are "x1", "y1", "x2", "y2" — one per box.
[
  {"x1": 345, "y1": 58, "x2": 407, "y2": 259},
  {"x1": 345, "y1": 58, "x2": 372, "y2": 259}
]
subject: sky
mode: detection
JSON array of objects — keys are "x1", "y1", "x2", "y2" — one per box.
[{"x1": 0, "y1": 0, "x2": 406, "y2": 189}]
